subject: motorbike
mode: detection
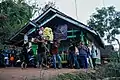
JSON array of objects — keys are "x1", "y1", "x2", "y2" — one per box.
[{"x1": 28, "y1": 55, "x2": 36, "y2": 67}]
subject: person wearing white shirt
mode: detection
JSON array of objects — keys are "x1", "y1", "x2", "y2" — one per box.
[{"x1": 91, "y1": 45, "x2": 97, "y2": 69}]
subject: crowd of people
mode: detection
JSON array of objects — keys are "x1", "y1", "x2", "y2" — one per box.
[
  {"x1": 0, "y1": 38, "x2": 98, "y2": 70},
  {"x1": 66, "y1": 41, "x2": 98, "y2": 69},
  {"x1": 0, "y1": 46, "x2": 18, "y2": 67}
]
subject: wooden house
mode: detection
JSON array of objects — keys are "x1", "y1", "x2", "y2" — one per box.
[{"x1": 7, "y1": 7, "x2": 104, "y2": 64}]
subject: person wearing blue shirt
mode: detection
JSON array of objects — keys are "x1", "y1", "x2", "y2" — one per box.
[
  {"x1": 3, "y1": 46, "x2": 9, "y2": 67},
  {"x1": 78, "y1": 42, "x2": 88, "y2": 69}
]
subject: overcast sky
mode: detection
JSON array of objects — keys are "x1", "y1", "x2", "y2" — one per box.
[
  {"x1": 31, "y1": 0, "x2": 120, "y2": 24},
  {"x1": 27, "y1": 0, "x2": 120, "y2": 49}
]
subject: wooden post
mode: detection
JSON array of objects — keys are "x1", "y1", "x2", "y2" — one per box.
[{"x1": 80, "y1": 31, "x2": 84, "y2": 43}]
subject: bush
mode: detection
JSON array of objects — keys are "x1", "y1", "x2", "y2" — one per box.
[
  {"x1": 52, "y1": 62, "x2": 120, "y2": 80},
  {"x1": 96, "y1": 62, "x2": 120, "y2": 79},
  {"x1": 52, "y1": 72, "x2": 93, "y2": 80},
  {"x1": 109, "y1": 52, "x2": 119, "y2": 62}
]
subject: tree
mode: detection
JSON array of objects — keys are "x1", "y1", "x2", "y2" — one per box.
[
  {"x1": 88, "y1": 6, "x2": 120, "y2": 55},
  {"x1": 41, "y1": 1, "x2": 56, "y2": 12},
  {"x1": 0, "y1": 0, "x2": 38, "y2": 43},
  {"x1": 32, "y1": 1, "x2": 57, "y2": 30}
]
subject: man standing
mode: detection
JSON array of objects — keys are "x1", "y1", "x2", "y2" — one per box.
[
  {"x1": 78, "y1": 42, "x2": 88, "y2": 69},
  {"x1": 3, "y1": 46, "x2": 9, "y2": 67},
  {"x1": 36, "y1": 36, "x2": 48, "y2": 69},
  {"x1": 21, "y1": 43, "x2": 29, "y2": 69},
  {"x1": 68, "y1": 43, "x2": 79, "y2": 69},
  {"x1": 51, "y1": 40, "x2": 61, "y2": 69}
]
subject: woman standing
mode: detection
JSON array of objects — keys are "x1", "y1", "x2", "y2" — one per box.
[{"x1": 91, "y1": 45, "x2": 97, "y2": 69}]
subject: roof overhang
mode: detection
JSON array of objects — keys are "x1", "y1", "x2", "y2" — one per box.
[
  {"x1": 29, "y1": 13, "x2": 104, "y2": 48},
  {"x1": 7, "y1": 7, "x2": 105, "y2": 48},
  {"x1": 6, "y1": 21, "x2": 36, "y2": 46}
]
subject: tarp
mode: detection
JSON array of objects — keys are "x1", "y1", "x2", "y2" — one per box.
[{"x1": 54, "y1": 24, "x2": 67, "y2": 40}]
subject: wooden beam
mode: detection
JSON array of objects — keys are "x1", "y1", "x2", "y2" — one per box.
[
  {"x1": 67, "y1": 30, "x2": 79, "y2": 32},
  {"x1": 67, "y1": 35, "x2": 76, "y2": 38},
  {"x1": 14, "y1": 40, "x2": 24, "y2": 45},
  {"x1": 19, "y1": 33, "x2": 24, "y2": 35}
]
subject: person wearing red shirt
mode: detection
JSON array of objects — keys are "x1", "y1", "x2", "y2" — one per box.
[{"x1": 51, "y1": 40, "x2": 61, "y2": 69}]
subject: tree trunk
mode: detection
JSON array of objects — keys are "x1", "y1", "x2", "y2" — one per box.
[{"x1": 114, "y1": 37, "x2": 120, "y2": 62}]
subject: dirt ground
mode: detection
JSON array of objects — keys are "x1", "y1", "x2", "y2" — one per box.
[{"x1": 0, "y1": 67, "x2": 89, "y2": 80}]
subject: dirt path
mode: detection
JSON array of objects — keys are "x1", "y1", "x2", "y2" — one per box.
[{"x1": 0, "y1": 67, "x2": 90, "y2": 80}]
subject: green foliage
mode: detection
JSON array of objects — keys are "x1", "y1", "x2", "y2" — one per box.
[
  {"x1": 52, "y1": 62, "x2": 120, "y2": 80},
  {"x1": 53, "y1": 63, "x2": 120, "y2": 80},
  {"x1": 52, "y1": 72, "x2": 93, "y2": 80},
  {"x1": 41, "y1": 1, "x2": 56, "y2": 13},
  {"x1": 109, "y1": 52, "x2": 120, "y2": 62},
  {"x1": 95, "y1": 63, "x2": 120, "y2": 79},
  {"x1": 0, "y1": 0, "x2": 36, "y2": 43},
  {"x1": 0, "y1": 0, "x2": 56, "y2": 44},
  {"x1": 88, "y1": 6, "x2": 120, "y2": 43}
]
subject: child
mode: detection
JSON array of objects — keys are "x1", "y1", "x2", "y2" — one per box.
[{"x1": 10, "y1": 54, "x2": 15, "y2": 67}]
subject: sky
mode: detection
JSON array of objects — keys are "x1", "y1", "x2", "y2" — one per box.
[
  {"x1": 27, "y1": 0, "x2": 120, "y2": 49},
  {"x1": 31, "y1": 0, "x2": 120, "y2": 24}
]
